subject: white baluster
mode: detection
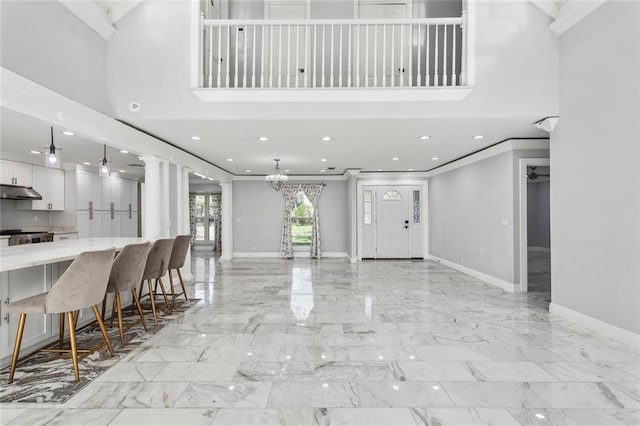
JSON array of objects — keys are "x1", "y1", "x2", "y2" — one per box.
[
  {"x1": 313, "y1": 25, "x2": 317, "y2": 87},
  {"x1": 321, "y1": 25, "x2": 326, "y2": 87},
  {"x1": 443, "y1": 24, "x2": 448, "y2": 86},
  {"x1": 452, "y1": 23, "x2": 457, "y2": 87},
  {"x1": 382, "y1": 24, "x2": 386, "y2": 87},
  {"x1": 435, "y1": 24, "x2": 439, "y2": 86},
  {"x1": 390, "y1": 24, "x2": 395, "y2": 87},
  {"x1": 417, "y1": 24, "x2": 422, "y2": 86},
  {"x1": 400, "y1": 24, "x2": 404, "y2": 87},
  {"x1": 270, "y1": 25, "x2": 274, "y2": 88},
  {"x1": 347, "y1": 25, "x2": 352, "y2": 87},
  {"x1": 226, "y1": 25, "x2": 231, "y2": 87},
  {"x1": 261, "y1": 25, "x2": 265, "y2": 87},
  {"x1": 252, "y1": 25, "x2": 257, "y2": 87},
  {"x1": 330, "y1": 24, "x2": 335, "y2": 87},
  {"x1": 234, "y1": 25, "x2": 239, "y2": 88},
  {"x1": 305, "y1": 24, "x2": 309, "y2": 87},
  {"x1": 461, "y1": 12, "x2": 467, "y2": 86},
  {"x1": 373, "y1": 24, "x2": 378, "y2": 88},
  {"x1": 217, "y1": 25, "x2": 222, "y2": 87},
  {"x1": 356, "y1": 24, "x2": 360, "y2": 87},
  {"x1": 339, "y1": 25, "x2": 343, "y2": 87},
  {"x1": 278, "y1": 25, "x2": 282, "y2": 88},
  {"x1": 208, "y1": 25, "x2": 213, "y2": 87},
  {"x1": 287, "y1": 25, "x2": 291, "y2": 88},
  {"x1": 426, "y1": 24, "x2": 430, "y2": 86},
  {"x1": 409, "y1": 24, "x2": 413, "y2": 86},
  {"x1": 365, "y1": 24, "x2": 369, "y2": 87},
  {"x1": 243, "y1": 25, "x2": 248, "y2": 87},
  {"x1": 295, "y1": 25, "x2": 300, "y2": 88}
]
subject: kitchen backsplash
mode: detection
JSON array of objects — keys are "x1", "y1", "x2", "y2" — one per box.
[{"x1": 0, "y1": 199, "x2": 72, "y2": 230}]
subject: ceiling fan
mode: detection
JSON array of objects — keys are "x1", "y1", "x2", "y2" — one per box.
[{"x1": 527, "y1": 166, "x2": 550, "y2": 180}]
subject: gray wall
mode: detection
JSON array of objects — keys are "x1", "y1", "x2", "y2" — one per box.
[
  {"x1": 0, "y1": 1, "x2": 109, "y2": 113},
  {"x1": 527, "y1": 181, "x2": 550, "y2": 248},
  {"x1": 429, "y1": 152, "x2": 515, "y2": 282},
  {"x1": 232, "y1": 180, "x2": 349, "y2": 254},
  {"x1": 551, "y1": 1, "x2": 640, "y2": 334},
  {"x1": 0, "y1": 200, "x2": 56, "y2": 229}
]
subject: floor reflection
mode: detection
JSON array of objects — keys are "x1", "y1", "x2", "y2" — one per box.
[{"x1": 290, "y1": 265, "x2": 314, "y2": 321}]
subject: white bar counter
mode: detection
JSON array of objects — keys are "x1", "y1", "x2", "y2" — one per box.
[
  {"x1": 0, "y1": 237, "x2": 151, "y2": 272},
  {"x1": 0, "y1": 237, "x2": 156, "y2": 367}
]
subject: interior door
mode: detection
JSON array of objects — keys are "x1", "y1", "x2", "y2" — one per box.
[
  {"x1": 357, "y1": 2, "x2": 409, "y2": 87},
  {"x1": 375, "y1": 186, "x2": 410, "y2": 258},
  {"x1": 193, "y1": 194, "x2": 217, "y2": 246}
]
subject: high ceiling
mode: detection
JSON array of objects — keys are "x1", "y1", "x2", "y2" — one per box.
[{"x1": 130, "y1": 116, "x2": 549, "y2": 176}]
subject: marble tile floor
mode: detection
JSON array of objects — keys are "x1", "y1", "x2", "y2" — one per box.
[{"x1": 1, "y1": 254, "x2": 639, "y2": 425}]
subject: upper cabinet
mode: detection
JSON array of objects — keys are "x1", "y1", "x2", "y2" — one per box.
[
  {"x1": 76, "y1": 169, "x2": 138, "y2": 212},
  {"x1": 0, "y1": 160, "x2": 33, "y2": 187},
  {"x1": 17, "y1": 166, "x2": 65, "y2": 211}
]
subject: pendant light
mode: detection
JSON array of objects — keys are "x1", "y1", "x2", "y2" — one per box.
[
  {"x1": 266, "y1": 158, "x2": 288, "y2": 191},
  {"x1": 45, "y1": 127, "x2": 60, "y2": 168},
  {"x1": 99, "y1": 144, "x2": 111, "y2": 177}
]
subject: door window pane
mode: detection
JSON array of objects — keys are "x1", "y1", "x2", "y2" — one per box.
[
  {"x1": 413, "y1": 190, "x2": 420, "y2": 224},
  {"x1": 291, "y1": 191, "x2": 314, "y2": 245},
  {"x1": 363, "y1": 190, "x2": 372, "y2": 224}
]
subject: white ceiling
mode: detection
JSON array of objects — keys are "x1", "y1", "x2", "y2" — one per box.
[
  {"x1": 129, "y1": 116, "x2": 549, "y2": 176},
  {"x1": 0, "y1": 108, "x2": 145, "y2": 177}
]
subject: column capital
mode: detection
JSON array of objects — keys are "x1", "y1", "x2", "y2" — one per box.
[
  {"x1": 219, "y1": 181, "x2": 232, "y2": 189},
  {"x1": 139, "y1": 155, "x2": 161, "y2": 167}
]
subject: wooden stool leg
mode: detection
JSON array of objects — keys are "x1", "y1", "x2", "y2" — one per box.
[
  {"x1": 8, "y1": 313, "x2": 27, "y2": 384},
  {"x1": 72, "y1": 310, "x2": 79, "y2": 329},
  {"x1": 101, "y1": 296, "x2": 107, "y2": 321},
  {"x1": 92, "y1": 305, "x2": 114, "y2": 357},
  {"x1": 67, "y1": 311, "x2": 80, "y2": 382},
  {"x1": 156, "y1": 278, "x2": 172, "y2": 314},
  {"x1": 147, "y1": 279, "x2": 158, "y2": 325},
  {"x1": 59, "y1": 312, "x2": 65, "y2": 348},
  {"x1": 177, "y1": 269, "x2": 189, "y2": 302},
  {"x1": 168, "y1": 270, "x2": 177, "y2": 308},
  {"x1": 115, "y1": 293, "x2": 125, "y2": 348},
  {"x1": 132, "y1": 289, "x2": 148, "y2": 332}
]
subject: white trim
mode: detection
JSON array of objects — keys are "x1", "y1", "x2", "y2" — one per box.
[
  {"x1": 518, "y1": 158, "x2": 550, "y2": 292},
  {"x1": 528, "y1": 246, "x2": 551, "y2": 253},
  {"x1": 549, "y1": 0, "x2": 609, "y2": 36},
  {"x1": 428, "y1": 254, "x2": 519, "y2": 293},
  {"x1": 549, "y1": 302, "x2": 640, "y2": 349},
  {"x1": 107, "y1": 1, "x2": 145, "y2": 24},
  {"x1": 528, "y1": 0, "x2": 559, "y2": 20},
  {"x1": 233, "y1": 252, "x2": 348, "y2": 258},
  {"x1": 192, "y1": 87, "x2": 472, "y2": 103},
  {"x1": 426, "y1": 139, "x2": 549, "y2": 178},
  {"x1": 190, "y1": 0, "x2": 202, "y2": 89},
  {"x1": 58, "y1": 0, "x2": 116, "y2": 40},
  {"x1": 233, "y1": 175, "x2": 348, "y2": 181},
  {"x1": 265, "y1": 0, "x2": 312, "y2": 19}
]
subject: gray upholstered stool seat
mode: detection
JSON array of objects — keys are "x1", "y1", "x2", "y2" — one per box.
[
  {"x1": 167, "y1": 235, "x2": 191, "y2": 306},
  {"x1": 138, "y1": 238, "x2": 174, "y2": 325},
  {"x1": 104, "y1": 242, "x2": 151, "y2": 348},
  {"x1": 7, "y1": 247, "x2": 116, "y2": 384}
]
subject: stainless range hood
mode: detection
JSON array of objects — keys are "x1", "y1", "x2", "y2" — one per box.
[{"x1": 0, "y1": 184, "x2": 43, "y2": 200}]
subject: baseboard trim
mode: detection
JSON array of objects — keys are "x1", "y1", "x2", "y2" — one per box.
[
  {"x1": 428, "y1": 255, "x2": 519, "y2": 293},
  {"x1": 233, "y1": 252, "x2": 349, "y2": 259},
  {"x1": 528, "y1": 246, "x2": 551, "y2": 253},
  {"x1": 549, "y1": 302, "x2": 640, "y2": 348}
]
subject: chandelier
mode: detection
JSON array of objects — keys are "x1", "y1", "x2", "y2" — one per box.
[{"x1": 265, "y1": 158, "x2": 288, "y2": 191}]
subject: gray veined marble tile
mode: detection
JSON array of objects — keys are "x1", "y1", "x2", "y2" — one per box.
[
  {"x1": 174, "y1": 382, "x2": 273, "y2": 408},
  {"x1": 200, "y1": 346, "x2": 282, "y2": 362},
  {"x1": 152, "y1": 362, "x2": 240, "y2": 382},
  {"x1": 121, "y1": 382, "x2": 189, "y2": 408},
  {"x1": 537, "y1": 361, "x2": 640, "y2": 382},
  {"x1": 410, "y1": 408, "x2": 520, "y2": 425},
  {"x1": 314, "y1": 407, "x2": 417, "y2": 426},
  {"x1": 235, "y1": 361, "x2": 315, "y2": 381},
  {"x1": 391, "y1": 361, "x2": 478, "y2": 381},
  {"x1": 267, "y1": 382, "x2": 360, "y2": 408},
  {"x1": 109, "y1": 408, "x2": 217, "y2": 425},
  {"x1": 313, "y1": 361, "x2": 396, "y2": 381},
  {"x1": 441, "y1": 382, "x2": 551, "y2": 408},
  {"x1": 355, "y1": 381, "x2": 456, "y2": 408},
  {"x1": 211, "y1": 408, "x2": 313, "y2": 425},
  {"x1": 509, "y1": 408, "x2": 638, "y2": 425},
  {"x1": 463, "y1": 362, "x2": 559, "y2": 382},
  {"x1": 6, "y1": 408, "x2": 120, "y2": 426},
  {"x1": 94, "y1": 361, "x2": 167, "y2": 382}
]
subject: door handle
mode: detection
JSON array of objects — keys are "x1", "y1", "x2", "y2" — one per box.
[
  {"x1": 404, "y1": 225, "x2": 409, "y2": 229},
  {"x1": 404, "y1": 220, "x2": 409, "y2": 224}
]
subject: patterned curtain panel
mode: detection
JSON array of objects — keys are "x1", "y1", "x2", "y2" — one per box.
[
  {"x1": 279, "y1": 183, "x2": 301, "y2": 259},
  {"x1": 300, "y1": 184, "x2": 324, "y2": 258},
  {"x1": 211, "y1": 193, "x2": 222, "y2": 252},
  {"x1": 188, "y1": 194, "x2": 197, "y2": 247}
]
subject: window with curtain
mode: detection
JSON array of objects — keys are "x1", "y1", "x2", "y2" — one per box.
[{"x1": 291, "y1": 191, "x2": 314, "y2": 246}]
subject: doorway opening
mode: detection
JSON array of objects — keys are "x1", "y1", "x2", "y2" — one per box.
[
  {"x1": 291, "y1": 190, "x2": 314, "y2": 248},
  {"x1": 519, "y1": 159, "x2": 551, "y2": 299},
  {"x1": 191, "y1": 192, "x2": 222, "y2": 253}
]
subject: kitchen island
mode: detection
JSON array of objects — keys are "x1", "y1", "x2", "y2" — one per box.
[{"x1": 0, "y1": 237, "x2": 155, "y2": 367}]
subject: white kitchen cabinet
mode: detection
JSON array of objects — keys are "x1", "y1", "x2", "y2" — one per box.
[
  {"x1": 17, "y1": 167, "x2": 64, "y2": 211},
  {"x1": 77, "y1": 170, "x2": 102, "y2": 211},
  {"x1": 0, "y1": 160, "x2": 33, "y2": 187},
  {"x1": 53, "y1": 233, "x2": 78, "y2": 241},
  {"x1": 77, "y1": 211, "x2": 109, "y2": 238},
  {"x1": 118, "y1": 211, "x2": 138, "y2": 237}
]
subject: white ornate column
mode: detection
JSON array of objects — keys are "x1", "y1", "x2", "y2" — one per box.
[
  {"x1": 181, "y1": 166, "x2": 194, "y2": 280},
  {"x1": 140, "y1": 155, "x2": 163, "y2": 238},
  {"x1": 347, "y1": 170, "x2": 360, "y2": 263},
  {"x1": 219, "y1": 181, "x2": 233, "y2": 261},
  {"x1": 159, "y1": 159, "x2": 171, "y2": 237}
]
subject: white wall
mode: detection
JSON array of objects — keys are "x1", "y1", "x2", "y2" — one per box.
[
  {"x1": 551, "y1": 1, "x2": 640, "y2": 334},
  {"x1": 527, "y1": 181, "x2": 550, "y2": 248},
  {"x1": 0, "y1": 1, "x2": 109, "y2": 114},
  {"x1": 232, "y1": 180, "x2": 348, "y2": 254}
]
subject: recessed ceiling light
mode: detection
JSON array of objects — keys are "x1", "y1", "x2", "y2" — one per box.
[
  {"x1": 258, "y1": 136, "x2": 269, "y2": 142},
  {"x1": 432, "y1": 157, "x2": 439, "y2": 160},
  {"x1": 535, "y1": 414, "x2": 546, "y2": 420},
  {"x1": 322, "y1": 136, "x2": 332, "y2": 141},
  {"x1": 120, "y1": 150, "x2": 129, "y2": 154},
  {"x1": 392, "y1": 385, "x2": 400, "y2": 390},
  {"x1": 473, "y1": 135, "x2": 484, "y2": 139},
  {"x1": 322, "y1": 383, "x2": 329, "y2": 388},
  {"x1": 30, "y1": 150, "x2": 41, "y2": 154},
  {"x1": 377, "y1": 168, "x2": 383, "y2": 171},
  {"x1": 320, "y1": 169, "x2": 326, "y2": 173},
  {"x1": 392, "y1": 157, "x2": 399, "y2": 161},
  {"x1": 245, "y1": 169, "x2": 251, "y2": 173},
  {"x1": 320, "y1": 158, "x2": 327, "y2": 162},
  {"x1": 228, "y1": 385, "x2": 235, "y2": 390},
  {"x1": 284, "y1": 169, "x2": 290, "y2": 173},
  {"x1": 61, "y1": 131, "x2": 74, "y2": 136},
  {"x1": 226, "y1": 158, "x2": 234, "y2": 162},
  {"x1": 82, "y1": 162, "x2": 91, "y2": 165},
  {"x1": 119, "y1": 170, "x2": 126, "y2": 173},
  {"x1": 419, "y1": 135, "x2": 431, "y2": 140},
  {"x1": 408, "y1": 168, "x2": 414, "y2": 171},
  {"x1": 191, "y1": 136, "x2": 201, "y2": 141},
  {"x1": 432, "y1": 385, "x2": 440, "y2": 390}
]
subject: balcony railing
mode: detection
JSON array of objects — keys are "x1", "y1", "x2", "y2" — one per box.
[{"x1": 200, "y1": 16, "x2": 467, "y2": 90}]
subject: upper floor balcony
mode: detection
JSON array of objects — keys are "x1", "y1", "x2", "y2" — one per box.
[{"x1": 193, "y1": 13, "x2": 473, "y2": 102}]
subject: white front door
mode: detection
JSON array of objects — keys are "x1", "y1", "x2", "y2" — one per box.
[{"x1": 376, "y1": 186, "x2": 410, "y2": 258}]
